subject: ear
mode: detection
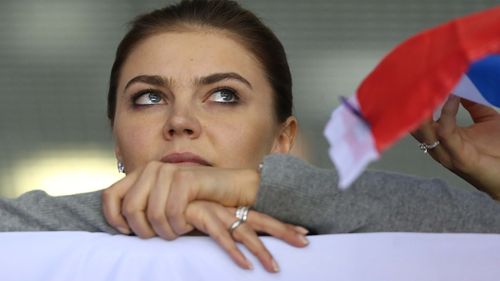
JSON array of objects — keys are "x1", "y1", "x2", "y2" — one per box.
[
  {"x1": 114, "y1": 145, "x2": 123, "y2": 162},
  {"x1": 271, "y1": 116, "x2": 297, "y2": 153}
]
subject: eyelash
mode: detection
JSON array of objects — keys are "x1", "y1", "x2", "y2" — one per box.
[
  {"x1": 208, "y1": 87, "x2": 240, "y2": 105},
  {"x1": 131, "y1": 89, "x2": 164, "y2": 106},
  {"x1": 130, "y1": 87, "x2": 241, "y2": 107}
]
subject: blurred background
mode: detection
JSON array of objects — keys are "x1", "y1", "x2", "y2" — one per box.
[{"x1": 0, "y1": 0, "x2": 497, "y2": 197}]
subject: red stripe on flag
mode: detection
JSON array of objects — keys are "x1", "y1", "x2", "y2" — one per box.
[{"x1": 356, "y1": 6, "x2": 500, "y2": 152}]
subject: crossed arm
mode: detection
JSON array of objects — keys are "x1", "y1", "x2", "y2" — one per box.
[{"x1": 2, "y1": 152, "x2": 500, "y2": 272}]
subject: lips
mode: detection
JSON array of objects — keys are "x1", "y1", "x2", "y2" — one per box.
[{"x1": 161, "y1": 152, "x2": 212, "y2": 166}]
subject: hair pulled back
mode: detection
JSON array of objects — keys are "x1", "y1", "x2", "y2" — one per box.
[{"x1": 107, "y1": 0, "x2": 293, "y2": 124}]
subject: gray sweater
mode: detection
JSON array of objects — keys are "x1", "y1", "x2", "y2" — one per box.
[{"x1": 1, "y1": 154, "x2": 500, "y2": 234}]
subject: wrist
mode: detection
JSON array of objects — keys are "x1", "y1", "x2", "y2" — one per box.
[
  {"x1": 237, "y1": 167, "x2": 260, "y2": 206},
  {"x1": 459, "y1": 171, "x2": 500, "y2": 201}
]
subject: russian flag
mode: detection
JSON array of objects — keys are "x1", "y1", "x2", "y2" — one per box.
[
  {"x1": 324, "y1": 6, "x2": 500, "y2": 189},
  {"x1": 453, "y1": 55, "x2": 500, "y2": 108}
]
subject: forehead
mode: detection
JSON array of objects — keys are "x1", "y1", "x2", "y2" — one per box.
[{"x1": 118, "y1": 30, "x2": 268, "y2": 90}]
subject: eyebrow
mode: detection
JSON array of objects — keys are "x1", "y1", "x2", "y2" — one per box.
[
  {"x1": 196, "y1": 72, "x2": 253, "y2": 89},
  {"x1": 124, "y1": 75, "x2": 170, "y2": 91},
  {"x1": 124, "y1": 72, "x2": 253, "y2": 91}
]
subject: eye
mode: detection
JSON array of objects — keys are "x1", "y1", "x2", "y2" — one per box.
[
  {"x1": 208, "y1": 88, "x2": 239, "y2": 104},
  {"x1": 133, "y1": 90, "x2": 165, "y2": 105}
]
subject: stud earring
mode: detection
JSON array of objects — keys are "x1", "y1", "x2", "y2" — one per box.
[{"x1": 117, "y1": 161, "x2": 125, "y2": 173}]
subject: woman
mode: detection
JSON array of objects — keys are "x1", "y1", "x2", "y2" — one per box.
[
  {"x1": 102, "y1": 0, "x2": 306, "y2": 271},
  {"x1": 2, "y1": 0, "x2": 500, "y2": 273}
]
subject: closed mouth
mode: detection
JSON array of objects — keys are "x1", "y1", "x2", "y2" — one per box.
[{"x1": 161, "y1": 152, "x2": 212, "y2": 166}]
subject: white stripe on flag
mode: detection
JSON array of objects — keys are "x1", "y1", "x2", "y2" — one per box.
[
  {"x1": 434, "y1": 74, "x2": 495, "y2": 121},
  {"x1": 453, "y1": 74, "x2": 492, "y2": 106},
  {"x1": 324, "y1": 96, "x2": 379, "y2": 189}
]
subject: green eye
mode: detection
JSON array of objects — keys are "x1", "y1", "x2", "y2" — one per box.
[{"x1": 209, "y1": 88, "x2": 239, "y2": 103}]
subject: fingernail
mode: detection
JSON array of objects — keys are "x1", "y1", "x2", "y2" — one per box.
[
  {"x1": 243, "y1": 258, "x2": 253, "y2": 270},
  {"x1": 117, "y1": 226, "x2": 131, "y2": 235},
  {"x1": 241, "y1": 255, "x2": 253, "y2": 270},
  {"x1": 271, "y1": 259, "x2": 280, "y2": 272},
  {"x1": 298, "y1": 234, "x2": 309, "y2": 245},
  {"x1": 294, "y1": 226, "x2": 309, "y2": 235},
  {"x1": 247, "y1": 261, "x2": 254, "y2": 270}
]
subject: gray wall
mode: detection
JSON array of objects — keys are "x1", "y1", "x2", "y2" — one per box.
[{"x1": 1, "y1": 0, "x2": 497, "y2": 196}]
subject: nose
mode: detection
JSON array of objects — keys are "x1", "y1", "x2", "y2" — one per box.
[{"x1": 163, "y1": 107, "x2": 201, "y2": 140}]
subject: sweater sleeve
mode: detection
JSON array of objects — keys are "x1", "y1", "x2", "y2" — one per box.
[
  {"x1": 0, "y1": 190, "x2": 117, "y2": 233},
  {"x1": 253, "y1": 153, "x2": 500, "y2": 234},
  {"x1": 3, "y1": 154, "x2": 500, "y2": 235}
]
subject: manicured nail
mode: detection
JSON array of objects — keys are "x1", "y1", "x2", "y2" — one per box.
[
  {"x1": 298, "y1": 234, "x2": 310, "y2": 245},
  {"x1": 117, "y1": 226, "x2": 131, "y2": 235},
  {"x1": 294, "y1": 226, "x2": 309, "y2": 235},
  {"x1": 271, "y1": 259, "x2": 280, "y2": 272}
]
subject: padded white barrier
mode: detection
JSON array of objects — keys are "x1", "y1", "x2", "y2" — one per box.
[{"x1": 1, "y1": 232, "x2": 499, "y2": 281}]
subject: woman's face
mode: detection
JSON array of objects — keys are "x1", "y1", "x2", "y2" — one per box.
[{"x1": 113, "y1": 30, "x2": 296, "y2": 172}]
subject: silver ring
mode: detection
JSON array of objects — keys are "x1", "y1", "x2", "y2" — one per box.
[
  {"x1": 235, "y1": 206, "x2": 250, "y2": 223},
  {"x1": 228, "y1": 206, "x2": 250, "y2": 235},
  {"x1": 419, "y1": 141, "x2": 440, "y2": 154},
  {"x1": 228, "y1": 219, "x2": 243, "y2": 235}
]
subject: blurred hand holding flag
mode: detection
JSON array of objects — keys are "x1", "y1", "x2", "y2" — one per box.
[{"x1": 324, "y1": 6, "x2": 500, "y2": 189}]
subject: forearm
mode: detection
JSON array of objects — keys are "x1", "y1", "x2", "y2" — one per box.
[
  {"x1": 0, "y1": 190, "x2": 117, "y2": 233},
  {"x1": 254, "y1": 154, "x2": 500, "y2": 234},
  {"x1": 254, "y1": 154, "x2": 348, "y2": 234},
  {"x1": 4, "y1": 155, "x2": 500, "y2": 235}
]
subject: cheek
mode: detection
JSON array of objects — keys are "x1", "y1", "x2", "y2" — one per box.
[
  {"x1": 114, "y1": 115, "x2": 162, "y2": 170},
  {"x1": 209, "y1": 116, "x2": 277, "y2": 168}
]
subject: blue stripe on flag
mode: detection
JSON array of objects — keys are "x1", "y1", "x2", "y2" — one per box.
[{"x1": 467, "y1": 55, "x2": 500, "y2": 107}]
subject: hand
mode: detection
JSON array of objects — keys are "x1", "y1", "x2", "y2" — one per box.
[
  {"x1": 102, "y1": 161, "x2": 309, "y2": 272},
  {"x1": 103, "y1": 161, "x2": 260, "y2": 238},
  {"x1": 412, "y1": 96, "x2": 500, "y2": 200},
  {"x1": 185, "y1": 201, "x2": 309, "y2": 272}
]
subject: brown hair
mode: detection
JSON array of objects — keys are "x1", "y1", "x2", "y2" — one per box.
[{"x1": 107, "y1": 0, "x2": 293, "y2": 125}]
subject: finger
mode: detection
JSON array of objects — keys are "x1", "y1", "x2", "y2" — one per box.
[
  {"x1": 245, "y1": 211, "x2": 309, "y2": 248},
  {"x1": 437, "y1": 95, "x2": 460, "y2": 138},
  {"x1": 411, "y1": 118, "x2": 437, "y2": 143},
  {"x1": 166, "y1": 168, "x2": 260, "y2": 235},
  {"x1": 122, "y1": 162, "x2": 160, "y2": 238},
  {"x1": 219, "y1": 207, "x2": 282, "y2": 273},
  {"x1": 411, "y1": 118, "x2": 451, "y2": 165},
  {"x1": 186, "y1": 202, "x2": 253, "y2": 270},
  {"x1": 165, "y1": 169, "x2": 198, "y2": 235},
  {"x1": 460, "y1": 98, "x2": 500, "y2": 123},
  {"x1": 147, "y1": 164, "x2": 185, "y2": 240},
  {"x1": 102, "y1": 173, "x2": 138, "y2": 234},
  {"x1": 230, "y1": 221, "x2": 280, "y2": 273},
  {"x1": 437, "y1": 96, "x2": 466, "y2": 161}
]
